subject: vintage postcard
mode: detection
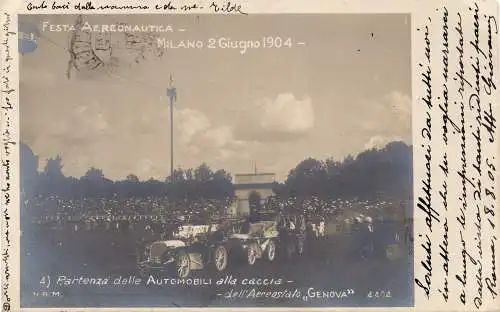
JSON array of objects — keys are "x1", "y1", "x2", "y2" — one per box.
[{"x1": 0, "y1": 0, "x2": 499, "y2": 311}]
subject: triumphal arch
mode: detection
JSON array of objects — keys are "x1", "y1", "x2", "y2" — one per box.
[{"x1": 229, "y1": 173, "x2": 276, "y2": 216}]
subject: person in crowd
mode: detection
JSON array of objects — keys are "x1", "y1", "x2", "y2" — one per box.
[
  {"x1": 318, "y1": 216, "x2": 326, "y2": 237},
  {"x1": 404, "y1": 216, "x2": 412, "y2": 244},
  {"x1": 354, "y1": 216, "x2": 370, "y2": 260},
  {"x1": 350, "y1": 216, "x2": 362, "y2": 259},
  {"x1": 372, "y1": 215, "x2": 385, "y2": 259},
  {"x1": 362, "y1": 216, "x2": 375, "y2": 259},
  {"x1": 404, "y1": 216, "x2": 413, "y2": 255}
]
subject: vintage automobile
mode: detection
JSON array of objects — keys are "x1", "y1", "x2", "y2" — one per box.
[
  {"x1": 137, "y1": 212, "x2": 307, "y2": 279},
  {"x1": 137, "y1": 220, "x2": 238, "y2": 279},
  {"x1": 233, "y1": 211, "x2": 307, "y2": 261}
]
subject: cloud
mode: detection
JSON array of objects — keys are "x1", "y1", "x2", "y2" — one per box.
[
  {"x1": 173, "y1": 108, "x2": 248, "y2": 165},
  {"x1": 234, "y1": 93, "x2": 315, "y2": 142},
  {"x1": 204, "y1": 126, "x2": 234, "y2": 148},
  {"x1": 26, "y1": 97, "x2": 245, "y2": 179},
  {"x1": 364, "y1": 135, "x2": 403, "y2": 150},
  {"x1": 362, "y1": 92, "x2": 410, "y2": 150},
  {"x1": 217, "y1": 149, "x2": 236, "y2": 161},
  {"x1": 260, "y1": 93, "x2": 314, "y2": 134},
  {"x1": 175, "y1": 108, "x2": 237, "y2": 150},
  {"x1": 175, "y1": 108, "x2": 211, "y2": 144},
  {"x1": 359, "y1": 91, "x2": 411, "y2": 137},
  {"x1": 386, "y1": 91, "x2": 411, "y2": 119}
]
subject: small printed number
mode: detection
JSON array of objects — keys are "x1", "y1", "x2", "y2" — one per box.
[
  {"x1": 367, "y1": 290, "x2": 392, "y2": 298},
  {"x1": 263, "y1": 37, "x2": 293, "y2": 48}
]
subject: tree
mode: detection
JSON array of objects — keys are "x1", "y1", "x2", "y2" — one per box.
[
  {"x1": 286, "y1": 157, "x2": 327, "y2": 196},
  {"x1": 120, "y1": 173, "x2": 141, "y2": 197},
  {"x1": 172, "y1": 168, "x2": 186, "y2": 182},
  {"x1": 325, "y1": 158, "x2": 341, "y2": 177},
  {"x1": 43, "y1": 155, "x2": 64, "y2": 179},
  {"x1": 279, "y1": 141, "x2": 412, "y2": 200},
  {"x1": 213, "y1": 169, "x2": 232, "y2": 182},
  {"x1": 343, "y1": 155, "x2": 355, "y2": 166},
  {"x1": 194, "y1": 163, "x2": 213, "y2": 182},
  {"x1": 209, "y1": 169, "x2": 234, "y2": 198},
  {"x1": 126, "y1": 174, "x2": 140, "y2": 182},
  {"x1": 39, "y1": 155, "x2": 67, "y2": 196},
  {"x1": 291, "y1": 158, "x2": 325, "y2": 178},
  {"x1": 80, "y1": 167, "x2": 108, "y2": 197},
  {"x1": 144, "y1": 177, "x2": 167, "y2": 197},
  {"x1": 184, "y1": 168, "x2": 194, "y2": 180},
  {"x1": 82, "y1": 167, "x2": 105, "y2": 181}
]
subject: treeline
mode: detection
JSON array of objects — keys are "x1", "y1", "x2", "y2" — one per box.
[
  {"x1": 278, "y1": 141, "x2": 413, "y2": 200},
  {"x1": 20, "y1": 141, "x2": 412, "y2": 201},
  {"x1": 20, "y1": 143, "x2": 233, "y2": 199}
]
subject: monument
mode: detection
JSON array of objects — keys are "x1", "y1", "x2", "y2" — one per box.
[{"x1": 229, "y1": 172, "x2": 276, "y2": 216}]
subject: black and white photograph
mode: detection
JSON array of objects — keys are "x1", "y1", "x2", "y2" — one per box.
[{"x1": 18, "y1": 13, "x2": 414, "y2": 308}]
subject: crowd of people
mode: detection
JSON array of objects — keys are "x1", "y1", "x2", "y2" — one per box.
[
  {"x1": 23, "y1": 194, "x2": 410, "y2": 240},
  {"x1": 20, "y1": 193, "x2": 412, "y2": 274},
  {"x1": 24, "y1": 195, "x2": 233, "y2": 224},
  {"x1": 25, "y1": 194, "x2": 407, "y2": 222}
]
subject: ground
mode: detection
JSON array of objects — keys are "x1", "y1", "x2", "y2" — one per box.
[{"x1": 20, "y1": 225, "x2": 413, "y2": 308}]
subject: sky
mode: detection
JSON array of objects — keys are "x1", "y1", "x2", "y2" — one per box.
[{"x1": 19, "y1": 14, "x2": 411, "y2": 182}]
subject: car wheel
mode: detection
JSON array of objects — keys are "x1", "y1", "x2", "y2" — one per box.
[
  {"x1": 176, "y1": 250, "x2": 191, "y2": 279},
  {"x1": 247, "y1": 243, "x2": 258, "y2": 265},
  {"x1": 213, "y1": 245, "x2": 228, "y2": 272},
  {"x1": 266, "y1": 240, "x2": 276, "y2": 262}
]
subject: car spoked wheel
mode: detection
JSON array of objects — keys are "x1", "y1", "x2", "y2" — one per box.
[
  {"x1": 247, "y1": 244, "x2": 257, "y2": 265},
  {"x1": 214, "y1": 245, "x2": 228, "y2": 272},
  {"x1": 267, "y1": 240, "x2": 276, "y2": 262},
  {"x1": 176, "y1": 250, "x2": 191, "y2": 279}
]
